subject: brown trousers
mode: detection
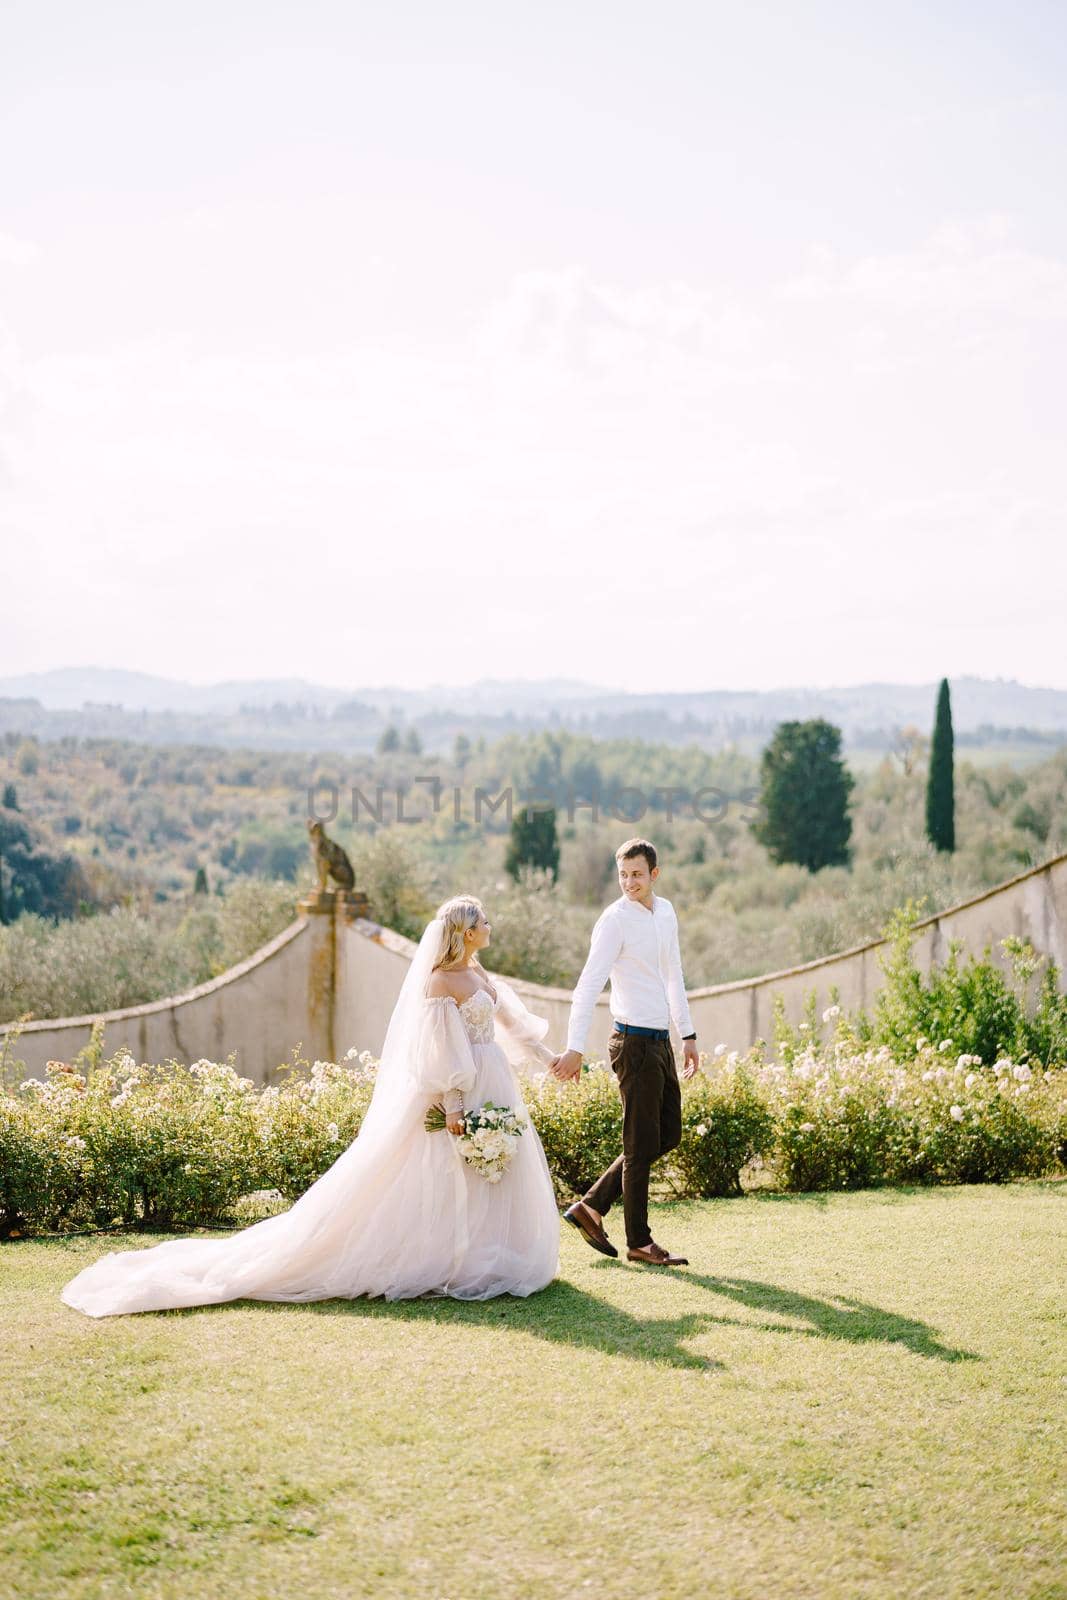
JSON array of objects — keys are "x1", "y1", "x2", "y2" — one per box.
[{"x1": 583, "y1": 1030, "x2": 682, "y2": 1249}]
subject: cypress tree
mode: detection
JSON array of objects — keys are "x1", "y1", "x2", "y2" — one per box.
[{"x1": 926, "y1": 677, "x2": 955, "y2": 852}]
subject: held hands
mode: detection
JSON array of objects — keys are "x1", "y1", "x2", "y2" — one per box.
[
  {"x1": 446, "y1": 1115, "x2": 466, "y2": 1135},
  {"x1": 549, "y1": 1049, "x2": 583, "y2": 1082}
]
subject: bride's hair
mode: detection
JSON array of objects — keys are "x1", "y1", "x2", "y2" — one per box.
[{"x1": 432, "y1": 894, "x2": 486, "y2": 970}]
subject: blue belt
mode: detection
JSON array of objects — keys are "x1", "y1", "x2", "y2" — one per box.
[{"x1": 614, "y1": 1021, "x2": 670, "y2": 1041}]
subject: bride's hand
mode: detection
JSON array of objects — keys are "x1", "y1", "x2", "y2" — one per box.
[{"x1": 446, "y1": 1114, "x2": 466, "y2": 1135}]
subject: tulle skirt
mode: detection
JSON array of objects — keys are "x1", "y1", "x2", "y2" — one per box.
[{"x1": 60, "y1": 1040, "x2": 560, "y2": 1317}]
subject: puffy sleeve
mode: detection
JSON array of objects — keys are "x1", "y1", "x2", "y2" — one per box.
[
  {"x1": 492, "y1": 976, "x2": 558, "y2": 1071},
  {"x1": 414, "y1": 997, "x2": 479, "y2": 1116}
]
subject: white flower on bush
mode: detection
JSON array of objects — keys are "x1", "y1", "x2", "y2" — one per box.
[
  {"x1": 957, "y1": 1054, "x2": 982, "y2": 1069},
  {"x1": 993, "y1": 1058, "x2": 1011, "y2": 1077},
  {"x1": 949, "y1": 1105, "x2": 964, "y2": 1122},
  {"x1": 64, "y1": 1135, "x2": 86, "y2": 1150},
  {"x1": 965, "y1": 1074, "x2": 978, "y2": 1089},
  {"x1": 921, "y1": 1070, "x2": 935, "y2": 1083},
  {"x1": 822, "y1": 1005, "x2": 841, "y2": 1022},
  {"x1": 713, "y1": 1043, "x2": 727, "y2": 1058},
  {"x1": 1012, "y1": 1063, "x2": 1032, "y2": 1083},
  {"x1": 327, "y1": 1122, "x2": 340, "y2": 1142},
  {"x1": 798, "y1": 1122, "x2": 816, "y2": 1134},
  {"x1": 695, "y1": 1123, "x2": 708, "y2": 1138},
  {"x1": 916, "y1": 1036, "x2": 929, "y2": 1050},
  {"x1": 938, "y1": 1039, "x2": 954, "y2": 1053}
]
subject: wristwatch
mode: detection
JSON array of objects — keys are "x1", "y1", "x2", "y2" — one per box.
[{"x1": 682, "y1": 1033, "x2": 697, "y2": 1041}]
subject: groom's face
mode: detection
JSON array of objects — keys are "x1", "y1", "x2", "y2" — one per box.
[{"x1": 617, "y1": 855, "x2": 658, "y2": 902}]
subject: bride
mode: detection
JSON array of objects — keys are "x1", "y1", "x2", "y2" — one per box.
[{"x1": 60, "y1": 895, "x2": 563, "y2": 1317}]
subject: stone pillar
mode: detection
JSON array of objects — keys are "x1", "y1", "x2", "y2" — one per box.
[
  {"x1": 297, "y1": 892, "x2": 336, "y2": 1062},
  {"x1": 296, "y1": 888, "x2": 372, "y2": 1064},
  {"x1": 334, "y1": 888, "x2": 371, "y2": 923}
]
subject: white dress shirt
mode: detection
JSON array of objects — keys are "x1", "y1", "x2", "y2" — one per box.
[{"x1": 565, "y1": 893, "x2": 694, "y2": 1054}]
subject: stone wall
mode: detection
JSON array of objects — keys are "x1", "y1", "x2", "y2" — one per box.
[
  {"x1": 337, "y1": 851, "x2": 1067, "y2": 1062},
  {"x1": 3, "y1": 853, "x2": 1064, "y2": 1085},
  {"x1": 0, "y1": 903, "x2": 334, "y2": 1088}
]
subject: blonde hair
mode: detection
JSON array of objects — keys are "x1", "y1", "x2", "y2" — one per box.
[{"x1": 432, "y1": 894, "x2": 486, "y2": 970}]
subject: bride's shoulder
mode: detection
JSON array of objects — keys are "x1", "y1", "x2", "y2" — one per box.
[{"x1": 425, "y1": 971, "x2": 462, "y2": 1003}]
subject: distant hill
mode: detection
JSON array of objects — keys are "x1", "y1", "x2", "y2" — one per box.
[{"x1": 1, "y1": 669, "x2": 1066, "y2": 758}]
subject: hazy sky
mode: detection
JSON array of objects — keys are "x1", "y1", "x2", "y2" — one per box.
[{"x1": 2, "y1": 1, "x2": 1065, "y2": 693}]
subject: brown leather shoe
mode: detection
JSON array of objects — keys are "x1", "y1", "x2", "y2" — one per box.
[
  {"x1": 626, "y1": 1240, "x2": 689, "y2": 1266},
  {"x1": 563, "y1": 1200, "x2": 618, "y2": 1258}
]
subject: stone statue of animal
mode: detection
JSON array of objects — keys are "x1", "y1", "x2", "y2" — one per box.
[{"x1": 307, "y1": 820, "x2": 355, "y2": 893}]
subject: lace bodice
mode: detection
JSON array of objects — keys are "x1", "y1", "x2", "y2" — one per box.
[{"x1": 456, "y1": 987, "x2": 497, "y2": 1045}]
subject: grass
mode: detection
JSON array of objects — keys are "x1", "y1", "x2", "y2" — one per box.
[{"x1": 2, "y1": 1184, "x2": 1065, "y2": 1600}]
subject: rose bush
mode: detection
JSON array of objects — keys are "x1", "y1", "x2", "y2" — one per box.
[{"x1": 2, "y1": 1035, "x2": 1064, "y2": 1237}]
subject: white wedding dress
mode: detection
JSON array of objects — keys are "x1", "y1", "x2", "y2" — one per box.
[{"x1": 60, "y1": 937, "x2": 561, "y2": 1318}]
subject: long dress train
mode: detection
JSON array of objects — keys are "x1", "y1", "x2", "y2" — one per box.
[{"x1": 60, "y1": 976, "x2": 560, "y2": 1317}]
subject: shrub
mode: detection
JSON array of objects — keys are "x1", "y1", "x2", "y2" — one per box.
[
  {"x1": 870, "y1": 906, "x2": 1067, "y2": 1067},
  {"x1": 256, "y1": 1055, "x2": 375, "y2": 1199},
  {"x1": 3, "y1": 1034, "x2": 1064, "y2": 1239},
  {"x1": 666, "y1": 1058, "x2": 776, "y2": 1197},
  {"x1": 524, "y1": 1065, "x2": 623, "y2": 1202},
  {"x1": 772, "y1": 914, "x2": 1067, "y2": 1073}
]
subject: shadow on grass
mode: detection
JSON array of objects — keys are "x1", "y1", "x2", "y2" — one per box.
[
  {"x1": 281, "y1": 1280, "x2": 724, "y2": 1374},
  {"x1": 224, "y1": 1269, "x2": 975, "y2": 1367},
  {"x1": 171, "y1": 1264, "x2": 974, "y2": 1368},
  {"x1": 681, "y1": 1274, "x2": 979, "y2": 1363}
]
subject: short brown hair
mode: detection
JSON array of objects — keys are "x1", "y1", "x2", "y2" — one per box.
[{"x1": 615, "y1": 837, "x2": 657, "y2": 871}]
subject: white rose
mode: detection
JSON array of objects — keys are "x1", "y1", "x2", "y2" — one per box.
[
  {"x1": 1012, "y1": 1063, "x2": 1032, "y2": 1083},
  {"x1": 695, "y1": 1123, "x2": 708, "y2": 1138},
  {"x1": 949, "y1": 1105, "x2": 964, "y2": 1121}
]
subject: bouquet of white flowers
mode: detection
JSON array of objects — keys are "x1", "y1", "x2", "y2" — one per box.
[{"x1": 425, "y1": 1100, "x2": 527, "y2": 1183}]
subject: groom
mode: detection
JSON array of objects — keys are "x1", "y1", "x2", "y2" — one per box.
[{"x1": 553, "y1": 837, "x2": 698, "y2": 1267}]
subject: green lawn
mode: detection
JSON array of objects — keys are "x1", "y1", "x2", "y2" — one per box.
[{"x1": 2, "y1": 1185, "x2": 1065, "y2": 1600}]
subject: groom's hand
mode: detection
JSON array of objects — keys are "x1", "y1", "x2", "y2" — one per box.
[
  {"x1": 681, "y1": 1040, "x2": 700, "y2": 1080},
  {"x1": 552, "y1": 1049, "x2": 583, "y2": 1082}
]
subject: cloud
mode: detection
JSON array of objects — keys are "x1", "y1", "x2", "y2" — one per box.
[
  {"x1": 3, "y1": 218, "x2": 1066, "y2": 687},
  {"x1": 478, "y1": 266, "x2": 773, "y2": 387},
  {"x1": 0, "y1": 231, "x2": 39, "y2": 268},
  {"x1": 780, "y1": 217, "x2": 1067, "y2": 320}
]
